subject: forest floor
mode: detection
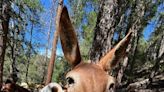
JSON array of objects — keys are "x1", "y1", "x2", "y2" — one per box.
[{"x1": 117, "y1": 72, "x2": 164, "y2": 92}]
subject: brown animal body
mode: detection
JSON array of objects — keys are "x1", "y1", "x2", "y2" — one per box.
[
  {"x1": 41, "y1": 6, "x2": 132, "y2": 92},
  {"x1": 1, "y1": 80, "x2": 30, "y2": 92}
]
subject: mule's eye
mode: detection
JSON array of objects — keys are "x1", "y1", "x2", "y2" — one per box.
[{"x1": 66, "y1": 77, "x2": 75, "y2": 85}]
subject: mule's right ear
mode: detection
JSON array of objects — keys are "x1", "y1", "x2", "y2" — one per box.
[
  {"x1": 98, "y1": 31, "x2": 132, "y2": 72},
  {"x1": 59, "y1": 7, "x2": 81, "y2": 67}
]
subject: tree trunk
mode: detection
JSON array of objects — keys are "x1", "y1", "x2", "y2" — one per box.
[
  {"x1": 116, "y1": 0, "x2": 146, "y2": 86},
  {"x1": 0, "y1": 0, "x2": 10, "y2": 86},
  {"x1": 25, "y1": 22, "x2": 33, "y2": 83},
  {"x1": 10, "y1": 30, "x2": 18, "y2": 83},
  {"x1": 42, "y1": 4, "x2": 54, "y2": 83},
  {"x1": 116, "y1": 45, "x2": 131, "y2": 85},
  {"x1": 148, "y1": 35, "x2": 164, "y2": 86},
  {"x1": 89, "y1": 0, "x2": 130, "y2": 62},
  {"x1": 45, "y1": 0, "x2": 63, "y2": 85},
  {"x1": 89, "y1": 0, "x2": 118, "y2": 62},
  {"x1": 89, "y1": 0, "x2": 130, "y2": 91}
]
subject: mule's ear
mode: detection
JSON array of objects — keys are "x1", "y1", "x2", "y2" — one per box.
[
  {"x1": 98, "y1": 31, "x2": 132, "y2": 72},
  {"x1": 59, "y1": 6, "x2": 81, "y2": 67}
]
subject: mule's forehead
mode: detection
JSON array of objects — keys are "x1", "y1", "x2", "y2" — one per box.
[
  {"x1": 73, "y1": 62, "x2": 104, "y2": 72},
  {"x1": 65, "y1": 63, "x2": 111, "y2": 92},
  {"x1": 66, "y1": 62, "x2": 109, "y2": 79}
]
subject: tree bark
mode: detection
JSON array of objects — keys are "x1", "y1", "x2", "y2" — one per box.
[
  {"x1": 45, "y1": 0, "x2": 63, "y2": 85},
  {"x1": 142, "y1": 15, "x2": 164, "y2": 88},
  {"x1": 116, "y1": 0, "x2": 146, "y2": 86},
  {"x1": 148, "y1": 35, "x2": 164, "y2": 86},
  {"x1": 116, "y1": 46, "x2": 131, "y2": 85},
  {"x1": 89, "y1": 0, "x2": 131, "y2": 91},
  {"x1": 0, "y1": 0, "x2": 10, "y2": 86},
  {"x1": 10, "y1": 29, "x2": 19, "y2": 83},
  {"x1": 89, "y1": 0, "x2": 130, "y2": 62},
  {"x1": 89, "y1": 0, "x2": 118, "y2": 62}
]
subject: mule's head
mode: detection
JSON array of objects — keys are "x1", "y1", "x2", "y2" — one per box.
[{"x1": 42, "y1": 6, "x2": 132, "y2": 92}]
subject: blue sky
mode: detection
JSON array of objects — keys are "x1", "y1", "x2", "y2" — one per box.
[
  {"x1": 143, "y1": 3, "x2": 164, "y2": 40},
  {"x1": 38, "y1": 0, "x2": 163, "y2": 56},
  {"x1": 143, "y1": 19, "x2": 157, "y2": 40}
]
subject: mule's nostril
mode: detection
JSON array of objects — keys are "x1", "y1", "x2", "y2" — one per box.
[
  {"x1": 109, "y1": 83, "x2": 115, "y2": 90},
  {"x1": 67, "y1": 77, "x2": 75, "y2": 85},
  {"x1": 51, "y1": 86, "x2": 58, "y2": 92}
]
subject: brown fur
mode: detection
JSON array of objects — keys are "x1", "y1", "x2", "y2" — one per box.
[
  {"x1": 65, "y1": 62, "x2": 110, "y2": 92},
  {"x1": 1, "y1": 82, "x2": 30, "y2": 92}
]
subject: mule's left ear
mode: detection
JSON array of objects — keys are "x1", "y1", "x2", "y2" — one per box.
[{"x1": 98, "y1": 31, "x2": 132, "y2": 72}]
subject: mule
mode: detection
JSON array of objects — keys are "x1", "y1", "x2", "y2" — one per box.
[{"x1": 41, "y1": 6, "x2": 132, "y2": 92}]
